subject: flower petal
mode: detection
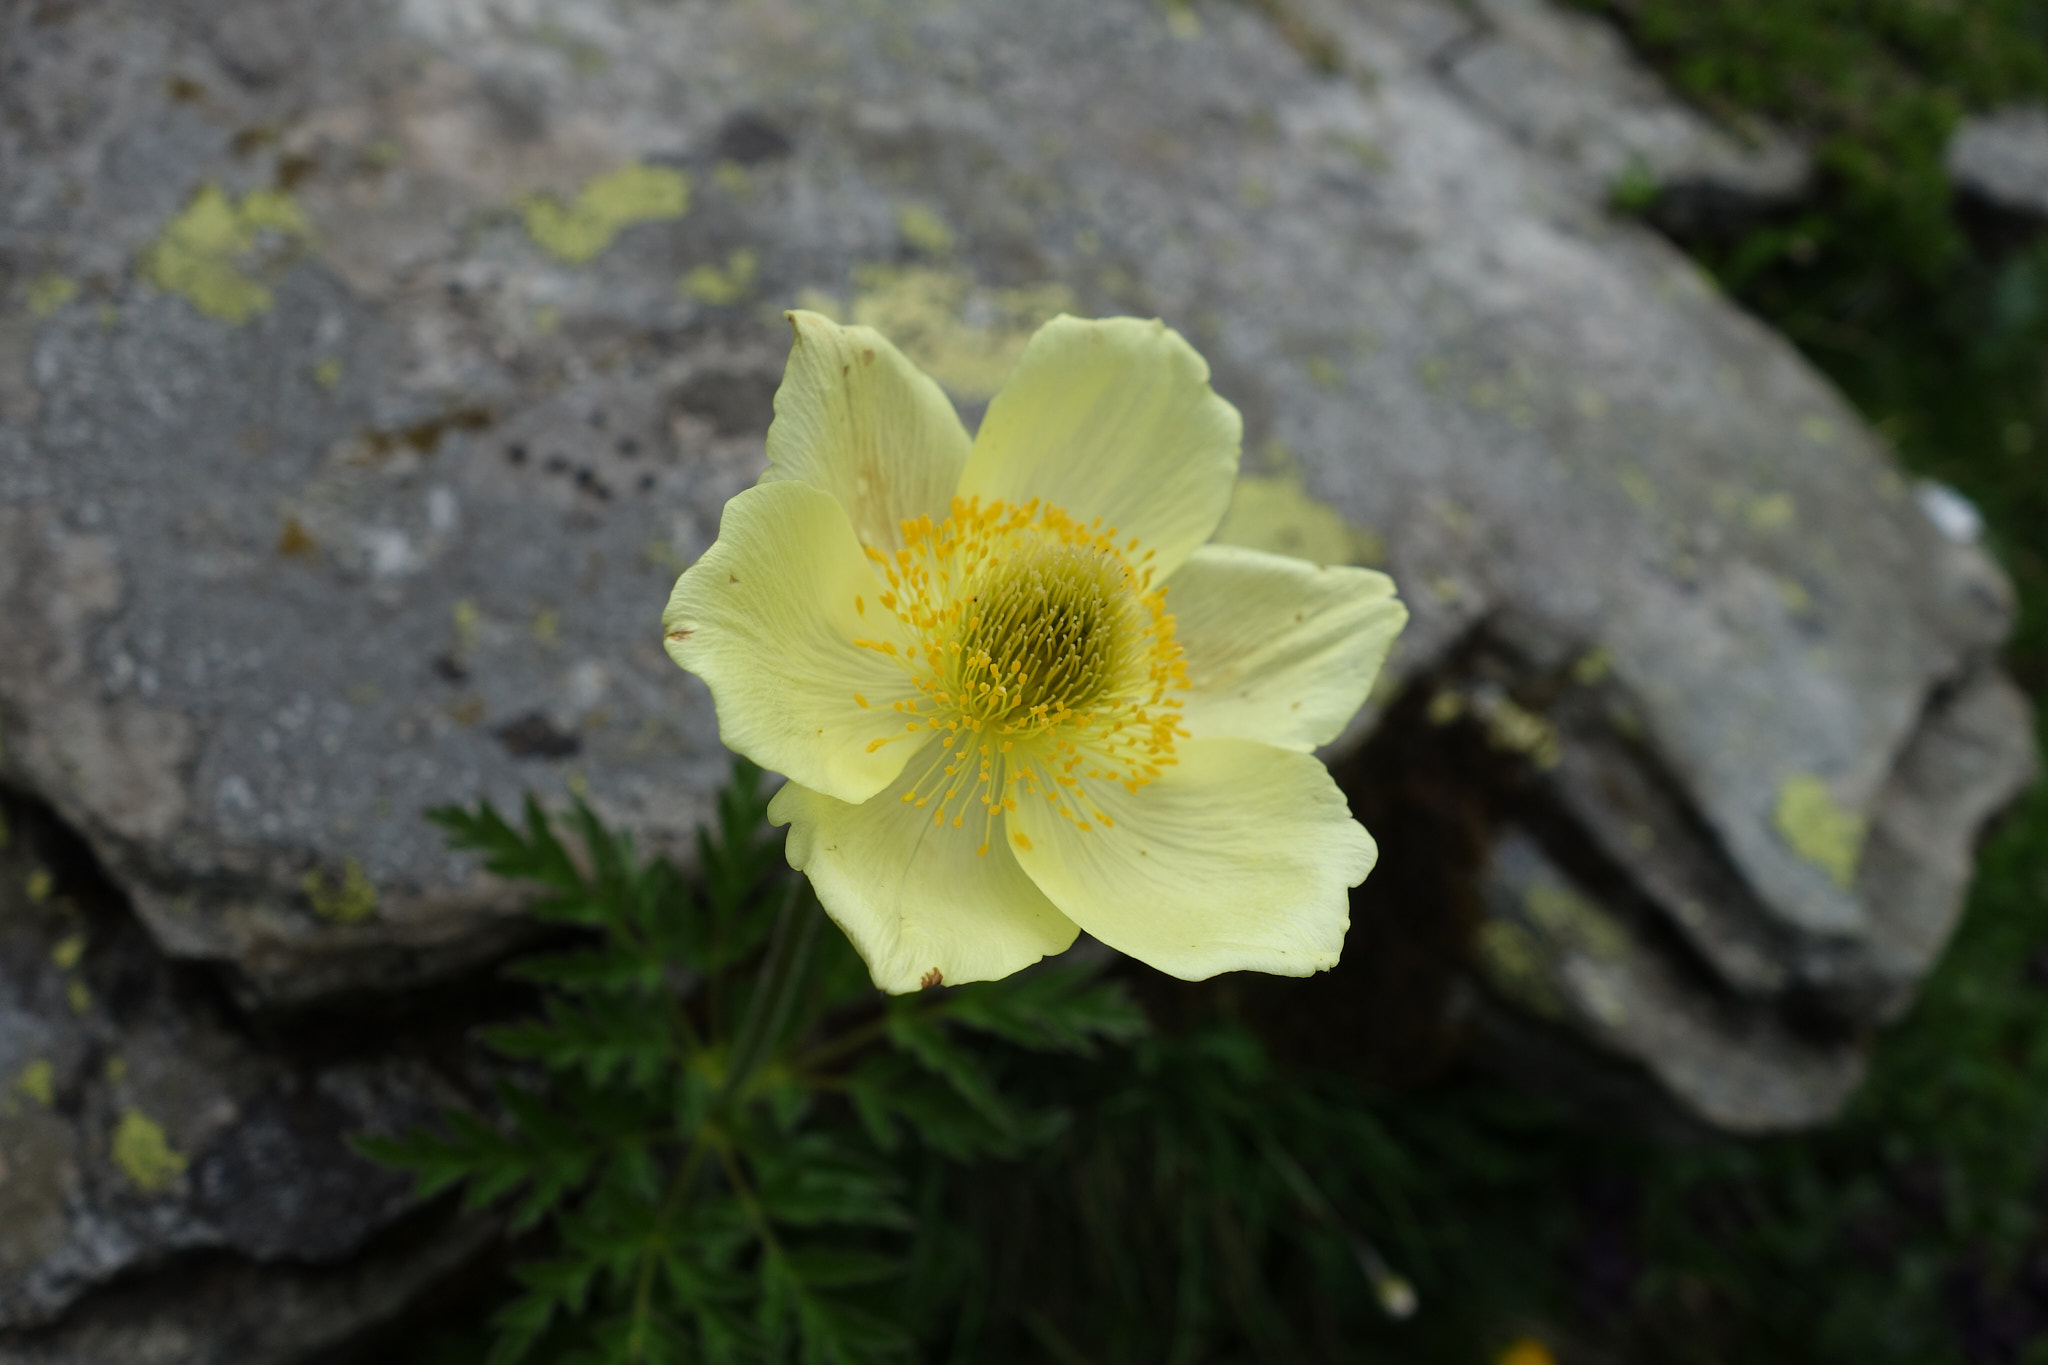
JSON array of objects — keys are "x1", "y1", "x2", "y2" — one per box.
[
  {"x1": 770, "y1": 759, "x2": 1080, "y2": 994},
  {"x1": 1165, "y1": 544, "x2": 1408, "y2": 751},
  {"x1": 958, "y1": 315, "x2": 1242, "y2": 579},
  {"x1": 664, "y1": 481, "x2": 919, "y2": 803},
  {"x1": 760, "y1": 310, "x2": 972, "y2": 552},
  {"x1": 1008, "y1": 738, "x2": 1374, "y2": 980}
]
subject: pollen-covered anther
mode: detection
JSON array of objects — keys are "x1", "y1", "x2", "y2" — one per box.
[{"x1": 857, "y1": 496, "x2": 1189, "y2": 851}]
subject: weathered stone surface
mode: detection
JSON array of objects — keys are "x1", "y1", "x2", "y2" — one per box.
[
  {"x1": 0, "y1": 0, "x2": 2033, "y2": 1143},
  {"x1": 0, "y1": 795, "x2": 471, "y2": 1340},
  {"x1": 0, "y1": 1217, "x2": 493, "y2": 1365},
  {"x1": 1420, "y1": 0, "x2": 1811, "y2": 221},
  {"x1": 1948, "y1": 103, "x2": 2048, "y2": 220}
]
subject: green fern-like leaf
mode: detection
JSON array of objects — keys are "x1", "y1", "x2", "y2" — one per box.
[{"x1": 942, "y1": 961, "x2": 1148, "y2": 1055}]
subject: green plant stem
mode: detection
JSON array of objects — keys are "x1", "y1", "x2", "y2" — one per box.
[
  {"x1": 788, "y1": 994, "x2": 957, "y2": 1080},
  {"x1": 721, "y1": 878, "x2": 804, "y2": 1098},
  {"x1": 626, "y1": 1131, "x2": 716, "y2": 1360},
  {"x1": 741, "y1": 900, "x2": 823, "y2": 1099}
]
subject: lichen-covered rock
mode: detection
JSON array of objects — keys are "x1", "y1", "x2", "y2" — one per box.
[
  {"x1": 0, "y1": 0, "x2": 2033, "y2": 1141},
  {"x1": 1423, "y1": 0, "x2": 1811, "y2": 224},
  {"x1": 0, "y1": 797, "x2": 472, "y2": 1341}
]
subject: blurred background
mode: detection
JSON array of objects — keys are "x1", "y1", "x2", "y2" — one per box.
[{"x1": 1, "y1": 0, "x2": 2046, "y2": 1361}]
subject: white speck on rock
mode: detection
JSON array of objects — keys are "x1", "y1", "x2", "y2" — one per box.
[{"x1": 1914, "y1": 479, "x2": 1983, "y2": 546}]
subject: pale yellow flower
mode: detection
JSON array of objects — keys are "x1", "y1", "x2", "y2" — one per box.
[{"x1": 664, "y1": 312, "x2": 1406, "y2": 993}]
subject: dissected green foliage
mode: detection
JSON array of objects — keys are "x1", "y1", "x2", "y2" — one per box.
[{"x1": 361, "y1": 761, "x2": 1144, "y2": 1365}]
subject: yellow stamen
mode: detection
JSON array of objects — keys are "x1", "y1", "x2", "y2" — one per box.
[{"x1": 849, "y1": 495, "x2": 1187, "y2": 853}]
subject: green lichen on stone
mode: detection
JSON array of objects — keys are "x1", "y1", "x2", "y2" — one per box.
[
  {"x1": 451, "y1": 598, "x2": 481, "y2": 653},
  {"x1": 141, "y1": 183, "x2": 311, "y2": 323},
  {"x1": 713, "y1": 160, "x2": 752, "y2": 198},
  {"x1": 26, "y1": 273, "x2": 78, "y2": 319},
  {"x1": 1747, "y1": 492, "x2": 1796, "y2": 532},
  {"x1": 680, "y1": 247, "x2": 760, "y2": 305},
  {"x1": 302, "y1": 858, "x2": 378, "y2": 924},
  {"x1": 896, "y1": 203, "x2": 955, "y2": 255},
  {"x1": 522, "y1": 163, "x2": 689, "y2": 264},
  {"x1": 1524, "y1": 882, "x2": 1627, "y2": 959},
  {"x1": 65, "y1": 979, "x2": 91, "y2": 1015},
  {"x1": 111, "y1": 1109, "x2": 187, "y2": 1193},
  {"x1": 314, "y1": 357, "x2": 343, "y2": 390},
  {"x1": 843, "y1": 266, "x2": 1072, "y2": 399},
  {"x1": 1774, "y1": 774, "x2": 1867, "y2": 887},
  {"x1": 1474, "y1": 920, "x2": 1565, "y2": 1019},
  {"x1": 1212, "y1": 474, "x2": 1376, "y2": 566},
  {"x1": 49, "y1": 933, "x2": 85, "y2": 970},
  {"x1": 24, "y1": 868, "x2": 52, "y2": 902},
  {"x1": 14, "y1": 1059, "x2": 54, "y2": 1107},
  {"x1": 1571, "y1": 646, "x2": 1614, "y2": 686},
  {"x1": 1483, "y1": 697, "x2": 1562, "y2": 770}
]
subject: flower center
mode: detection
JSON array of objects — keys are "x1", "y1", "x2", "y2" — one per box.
[{"x1": 853, "y1": 496, "x2": 1188, "y2": 854}]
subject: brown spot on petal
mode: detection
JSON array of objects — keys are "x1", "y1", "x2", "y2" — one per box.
[{"x1": 919, "y1": 968, "x2": 943, "y2": 989}]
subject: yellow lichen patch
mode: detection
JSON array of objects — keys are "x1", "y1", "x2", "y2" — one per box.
[
  {"x1": 845, "y1": 266, "x2": 1073, "y2": 400},
  {"x1": 141, "y1": 183, "x2": 311, "y2": 323},
  {"x1": 1774, "y1": 774, "x2": 1866, "y2": 887},
  {"x1": 1747, "y1": 492, "x2": 1795, "y2": 532},
  {"x1": 14, "y1": 1060, "x2": 55, "y2": 1108},
  {"x1": 65, "y1": 979, "x2": 92, "y2": 1015},
  {"x1": 532, "y1": 606, "x2": 561, "y2": 646},
  {"x1": 1799, "y1": 414, "x2": 1837, "y2": 445},
  {"x1": 1473, "y1": 920, "x2": 1563, "y2": 1019},
  {"x1": 302, "y1": 859, "x2": 378, "y2": 924},
  {"x1": 1481, "y1": 696, "x2": 1562, "y2": 770},
  {"x1": 896, "y1": 203, "x2": 954, "y2": 255},
  {"x1": 679, "y1": 247, "x2": 760, "y2": 305},
  {"x1": 1524, "y1": 882, "x2": 1627, "y2": 959},
  {"x1": 1212, "y1": 474, "x2": 1376, "y2": 566},
  {"x1": 1571, "y1": 646, "x2": 1614, "y2": 686},
  {"x1": 26, "y1": 274, "x2": 78, "y2": 319},
  {"x1": 24, "y1": 868, "x2": 53, "y2": 902},
  {"x1": 451, "y1": 598, "x2": 481, "y2": 653},
  {"x1": 313, "y1": 357, "x2": 343, "y2": 390},
  {"x1": 1426, "y1": 690, "x2": 1465, "y2": 725},
  {"x1": 111, "y1": 1109, "x2": 187, "y2": 1193},
  {"x1": 49, "y1": 934, "x2": 85, "y2": 970},
  {"x1": 522, "y1": 163, "x2": 689, "y2": 264},
  {"x1": 712, "y1": 160, "x2": 752, "y2": 198}
]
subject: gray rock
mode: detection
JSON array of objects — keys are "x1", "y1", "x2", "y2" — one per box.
[
  {"x1": 0, "y1": 796, "x2": 472, "y2": 1337},
  {"x1": 1948, "y1": 103, "x2": 2048, "y2": 220},
  {"x1": 1427, "y1": 0, "x2": 1811, "y2": 219},
  {"x1": 0, "y1": 0, "x2": 2032, "y2": 1146},
  {"x1": 0, "y1": 1215, "x2": 493, "y2": 1365}
]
